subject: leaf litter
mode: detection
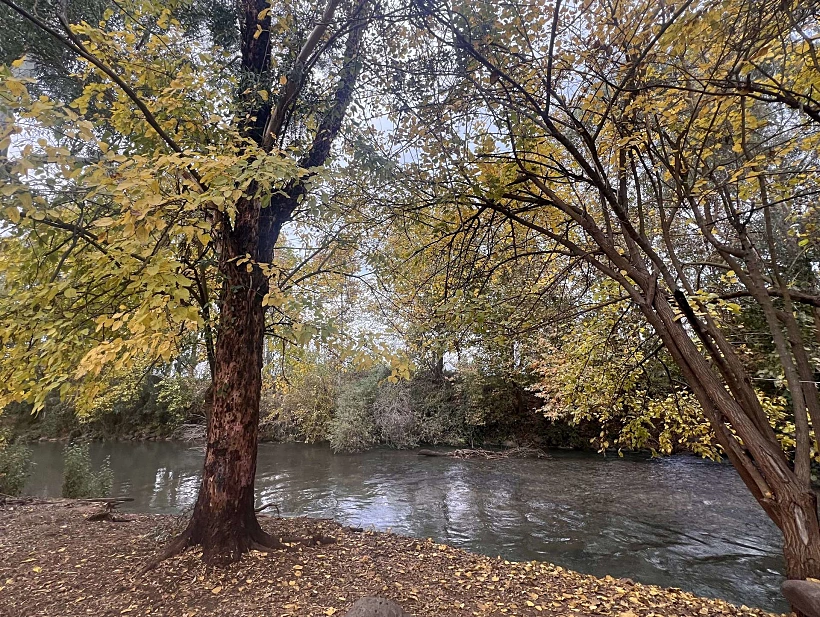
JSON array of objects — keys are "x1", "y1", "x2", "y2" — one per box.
[{"x1": 0, "y1": 502, "x2": 783, "y2": 617}]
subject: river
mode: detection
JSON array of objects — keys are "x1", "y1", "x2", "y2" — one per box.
[{"x1": 22, "y1": 442, "x2": 785, "y2": 612}]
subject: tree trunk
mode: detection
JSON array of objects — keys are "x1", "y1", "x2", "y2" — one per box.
[
  {"x1": 778, "y1": 489, "x2": 820, "y2": 581},
  {"x1": 150, "y1": 194, "x2": 286, "y2": 566},
  {"x1": 642, "y1": 291, "x2": 820, "y2": 601},
  {"x1": 144, "y1": 1, "x2": 368, "y2": 568},
  {"x1": 184, "y1": 255, "x2": 268, "y2": 564}
]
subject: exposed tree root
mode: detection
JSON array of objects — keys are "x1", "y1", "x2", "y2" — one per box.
[
  {"x1": 278, "y1": 533, "x2": 337, "y2": 547},
  {"x1": 139, "y1": 528, "x2": 193, "y2": 575},
  {"x1": 138, "y1": 518, "x2": 336, "y2": 574},
  {"x1": 249, "y1": 525, "x2": 336, "y2": 551},
  {"x1": 254, "y1": 502, "x2": 280, "y2": 516}
]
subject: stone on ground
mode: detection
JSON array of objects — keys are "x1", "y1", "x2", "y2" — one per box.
[
  {"x1": 344, "y1": 596, "x2": 411, "y2": 617},
  {"x1": 782, "y1": 580, "x2": 820, "y2": 617}
]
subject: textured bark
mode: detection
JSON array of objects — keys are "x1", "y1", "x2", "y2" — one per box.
[
  {"x1": 654, "y1": 291, "x2": 820, "y2": 593},
  {"x1": 779, "y1": 490, "x2": 820, "y2": 582},
  {"x1": 174, "y1": 190, "x2": 278, "y2": 564},
  {"x1": 185, "y1": 249, "x2": 267, "y2": 563}
]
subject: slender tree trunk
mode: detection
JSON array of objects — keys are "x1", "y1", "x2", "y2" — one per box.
[
  {"x1": 650, "y1": 292, "x2": 820, "y2": 586},
  {"x1": 777, "y1": 489, "x2": 820, "y2": 580}
]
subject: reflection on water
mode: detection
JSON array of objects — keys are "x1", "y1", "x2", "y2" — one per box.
[{"x1": 24, "y1": 442, "x2": 785, "y2": 612}]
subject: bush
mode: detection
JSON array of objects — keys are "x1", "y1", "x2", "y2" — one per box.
[
  {"x1": 261, "y1": 364, "x2": 339, "y2": 443},
  {"x1": 76, "y1": 361, "x2": 208, "y2": 439},
  {"x1": 328, "y1": 368, "x2": 385, "y2": 452},
  {"x1": 0, "y1": 435, "x2": 32, "y2": 496},
  {"x1": 410, "y1": 374, "x2": 466, "y2": 445},
  {"x1": 156, "y1": 375, "x2": 209, "y2": 425},
  {"x1": 372, "y1": 380, "x2": 417, "y2": 447},
  {"x1": 261, "y1": 362, "x2": 558, "y2": 451},
  {"x1": 62, "y1": 443, "x2": 113, "y2": 498}
]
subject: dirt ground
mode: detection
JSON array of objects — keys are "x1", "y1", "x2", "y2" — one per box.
[{"x1": 0, "y1": 501, "x2": 783, "y2": 617}]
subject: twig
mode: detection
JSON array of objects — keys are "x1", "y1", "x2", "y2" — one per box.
[{"x1": 255, "y1": 503, "x2": 280, "y2": 516}]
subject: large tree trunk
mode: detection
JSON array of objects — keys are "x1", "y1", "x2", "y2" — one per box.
[
  {"x1": 184, "y1": 252, "x2": 268, "y2": 564},
  {"x1": 173, "y1": 0, "x2": 274, "y2": 563},
  {"x1": 151, "y1": 195, "x2": 284, "y2": 565},
  {"x1": 144, "y1": 0, "x2": 368, "y2": 568}
]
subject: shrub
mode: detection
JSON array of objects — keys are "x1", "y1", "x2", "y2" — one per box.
[
  {"x1": 372, "y1": 380, "x2": 417, "y2": 448},
  {"x1": 62, "y1": 443, "x2": 113, "y2": 498},
  {"x1": 0, "y1": 435, "x2": 32, "y2": 496},
  {"x1": 74, "y1": 360, "x2": 209, "y2": 439},
  {"x1": 328, "y1": 368, "x2": 386, "y2": 452},
  {"x1": 453, "y1": 368, "x2": 548, "y2": 445},
  {"x1": 260, "y1": 363, "x2": 340, "y2": 442},
  {"x1": 410, "y1": 374, "x2": 466, "y2": 445},
  {"x1": 156, "y1": 375, "x2": 208, "y2": 424}
]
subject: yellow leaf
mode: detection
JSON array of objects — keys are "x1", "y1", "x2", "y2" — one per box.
[
  {"x1": 325, "y1": 609, "x2": 337, "y2": 616},
  {"x1": 211, "y1": 586, "x2": 223, "y2": 594},
  {"x1": 32, "y1": 566, "x2": 41, "y2": 573},
  {"x1": 279, "y1": 75, "x2": 288, "y2": 85},
  {"x1": 18, "y1": 192, "x2": 32, "y2": 210},
  {"x1": 4, "y1": 207, "x2": 20, "y2": 224},
  {"x1": 5, "y1": 77, "x2": 26, "y2": 98}
]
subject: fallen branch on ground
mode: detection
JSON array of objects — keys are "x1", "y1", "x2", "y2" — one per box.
[{"x1": 85, "y1": 500, "x2": 136, "y2": 523}]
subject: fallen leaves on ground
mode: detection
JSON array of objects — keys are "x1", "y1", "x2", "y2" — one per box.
[{"x1": 0, "y1": 502, "x2": 783, "y2": 617}]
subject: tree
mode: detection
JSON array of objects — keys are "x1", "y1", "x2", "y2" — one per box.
[
  {"x1": 0, "y1": 0, "x2": 371, "y2": 563},
  {"x1": 394, "y1": 0, "x2": 820, "y2": 595}
]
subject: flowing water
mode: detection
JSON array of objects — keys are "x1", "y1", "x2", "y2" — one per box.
[{"x1": 23, "y1": 442, "x2": 785, "y2": 612}]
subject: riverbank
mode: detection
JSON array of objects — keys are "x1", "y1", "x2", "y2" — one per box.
[{"x1": 0, "y1": 502, "x2": 780, "y2": 617}]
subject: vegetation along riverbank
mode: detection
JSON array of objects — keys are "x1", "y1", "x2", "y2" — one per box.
[
  {"x1": 0, "y1": 365, "x2": 682, "y2": 455},
  {"x1": 0, "y1": 501, "x2": 779, "y2": 617}
]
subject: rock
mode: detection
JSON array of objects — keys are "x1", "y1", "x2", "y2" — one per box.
[
  {"x1": 344, "y1": 597, "x2": 412, "y2": 617},
  {"x1": 782, "y1": 580, "x2": 820, "y2": 617}
]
